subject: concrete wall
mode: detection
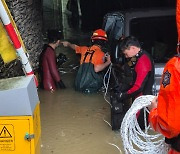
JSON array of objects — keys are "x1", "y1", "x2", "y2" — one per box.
[{"x1": 42, "y1": 0, "x2": 63, "y2": 31}]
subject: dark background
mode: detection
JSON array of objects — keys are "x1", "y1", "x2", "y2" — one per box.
[{"x1": 69, "y1": 0, "x2": 176, "y2": 31}]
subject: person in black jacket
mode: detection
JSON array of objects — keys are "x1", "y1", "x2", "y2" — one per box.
[{"x1": 111, "y1": 36, "x2": 154, "y2": 130}]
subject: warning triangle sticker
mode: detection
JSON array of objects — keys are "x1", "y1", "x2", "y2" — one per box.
[{"x1": 0, "y1": 126, "x2": 12, "y2": 138}]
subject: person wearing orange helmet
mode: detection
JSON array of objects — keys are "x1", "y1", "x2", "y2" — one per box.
[
  {"x1": 62, "y1": 29, "x2": 111, "y2": 93},
  {"x1": 148, "y1": 55, "x2": 180, "y2": 154}
]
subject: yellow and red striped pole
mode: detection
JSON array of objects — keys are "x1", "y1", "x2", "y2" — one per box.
[{"x1": 0, "y1": 0, "x2": 38, "y2": 86}]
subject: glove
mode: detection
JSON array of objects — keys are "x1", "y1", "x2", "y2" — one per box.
[{"x1": 115, "y1": 92, "x2": 128, "y2": 101}]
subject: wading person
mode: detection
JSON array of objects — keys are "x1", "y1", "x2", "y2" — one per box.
[
  {"x1": 62, "y1": 29, "x2": 111, "y2": 93},
  {"x1": 39, "y1": 29, "x2": 66, "y2": 91}
]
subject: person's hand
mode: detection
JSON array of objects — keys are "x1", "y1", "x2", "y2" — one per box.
[
  {"x1": 106, "y1": 55, "x2": 111, "y2": 63},
  {"x1": 104, "y1": 53, "x2": 111, "y2": 65},
  {"x1": 148, "y1": 96, "x2": 158, "y2": 111},
  {"x1": 61, "y1": 41, "x2": 69, "y2": 47}
]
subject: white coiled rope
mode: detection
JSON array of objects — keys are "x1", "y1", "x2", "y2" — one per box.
[{"x1": 120, "y1": 95, "x2": 169, "y2": 154}]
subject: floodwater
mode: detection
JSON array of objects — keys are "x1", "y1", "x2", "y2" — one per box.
[
  {"x1": 38, "y1": 72, "x2": 124, "y2": 154},
  {"x1": 38, "y1": 35, "x2": 125, "y2": 154},
  {"x1": 40, "y1": 3, "x2": 124, "y2": 153}
]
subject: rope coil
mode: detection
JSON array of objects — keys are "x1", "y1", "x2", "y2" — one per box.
[{"x1": 120, "y1": 95, "x2": 169, "y2": 154}]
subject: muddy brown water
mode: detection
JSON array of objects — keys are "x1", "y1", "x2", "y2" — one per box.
[
  {"x1": 38, "y1": 71, "x2": 124, "y2": 154},
  {"x1": 40, "y1": 7, "x2": 125, "y2": 153}
]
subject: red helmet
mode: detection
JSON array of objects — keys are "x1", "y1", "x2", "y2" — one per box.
[{"x1": 91, "y1": 29, "x2": 108, "y2": 41}]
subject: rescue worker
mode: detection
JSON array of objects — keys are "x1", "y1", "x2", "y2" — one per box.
[
  {"x1": 62, "y1": 29, "x2": 111, "y2": 93},
  {"x1": 148, "y1": 55, "x2": 180, "y2": 154},
  {"x1": 111, "y1": 36, "x2": 154, "y2": 130},
  {"x1": 39, "y1": 29, "x2": 66, "y2": 91}
]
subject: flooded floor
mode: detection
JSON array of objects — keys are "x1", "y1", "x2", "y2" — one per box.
[
  {"x1": 38, "y1": 72, "x2": 124, "y2": 154},
  {"x1": 39, "y1": 4, "x2": 125, "y2": 153}
]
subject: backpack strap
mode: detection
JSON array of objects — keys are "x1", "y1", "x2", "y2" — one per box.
[{"x1": 82, "y1": 47, "x2": 95, "y2": 63}]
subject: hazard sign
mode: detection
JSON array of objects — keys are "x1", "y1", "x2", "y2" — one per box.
[{"x1": 0, "y1": 124, "x2": 15, "y2": 151}]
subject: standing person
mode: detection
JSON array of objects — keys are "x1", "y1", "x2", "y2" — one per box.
[
  {"x1": 62, "y1": 29, "x2": 111, "y2": 93},
  {"x1": 39, "y1": 29, "x2": 66, "y2": 91},
  {"x1": 148, "y1": 55, "x2": 180, "y2": 154},
  {"x1": 111, "y1": 36, "x2": 154, "y2": 130}
]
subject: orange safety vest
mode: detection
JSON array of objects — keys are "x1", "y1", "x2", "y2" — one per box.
[
  {"x1": 149, "y1": 56, "x2": 180, "y2": 138},
  {"x1": 75, "y1": 45, "x2": 105, "y2": 66},
  {"x1": 149, "y1": 56, "x2": 180, "y2": 153}
]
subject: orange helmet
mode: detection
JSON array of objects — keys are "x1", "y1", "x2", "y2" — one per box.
[{"x1": 91, "y1": 29, "x2": 108, "y2": 41}]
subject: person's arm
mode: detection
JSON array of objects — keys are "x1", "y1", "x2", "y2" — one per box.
[
  {"x1": 149, "y1": 96, "x2": 179, "y2": 138},
  {"x1": 126, "y1": 55, "x2": 152, "y2": 96},
  {"x1": 115, "y1": 55, "x2": 152, "y2": 100},
  {"x1": 62, "y1": 41, "x2": 76, "y2": 50},
  {"x1": 148, "y1": 97, "x2": 174, "y2": 138},
  {"x1": 94, "y1": 55, "x2": 111, "y2": 72}
]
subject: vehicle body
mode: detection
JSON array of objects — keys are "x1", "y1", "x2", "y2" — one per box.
[{"x1": 103, "y1": 7, "x2": 177, "y2": 94}]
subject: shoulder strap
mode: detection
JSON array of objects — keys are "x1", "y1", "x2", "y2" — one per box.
[{"x1": 83, "y1": 47, "x2": 95, "y2": 62}]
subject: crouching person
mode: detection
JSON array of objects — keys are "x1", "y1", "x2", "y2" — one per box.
[{"x1": 111, "y1": 36, "x2": 154, "y2": 130}]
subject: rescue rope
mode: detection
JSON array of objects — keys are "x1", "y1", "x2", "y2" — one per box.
[
  {"x1": 102, "y1": 66, "x2": 168, "y2": 153},
  {"x1": 120, "y1": 95, "x2": 169, "y2": 154},
  {"x1": 103, "y1": 63, "x2": 112, "y2": 107}
]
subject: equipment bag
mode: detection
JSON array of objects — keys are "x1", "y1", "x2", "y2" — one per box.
[
  {"x1": 75, "y1": 50, "x2": 103, "y2": 93},
  {"x1": 110, "y1": 92, "x2": 124, "y2": 130},
  {"x1": 109, "y1": 64, "x2": 133, "y2": 130}
]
